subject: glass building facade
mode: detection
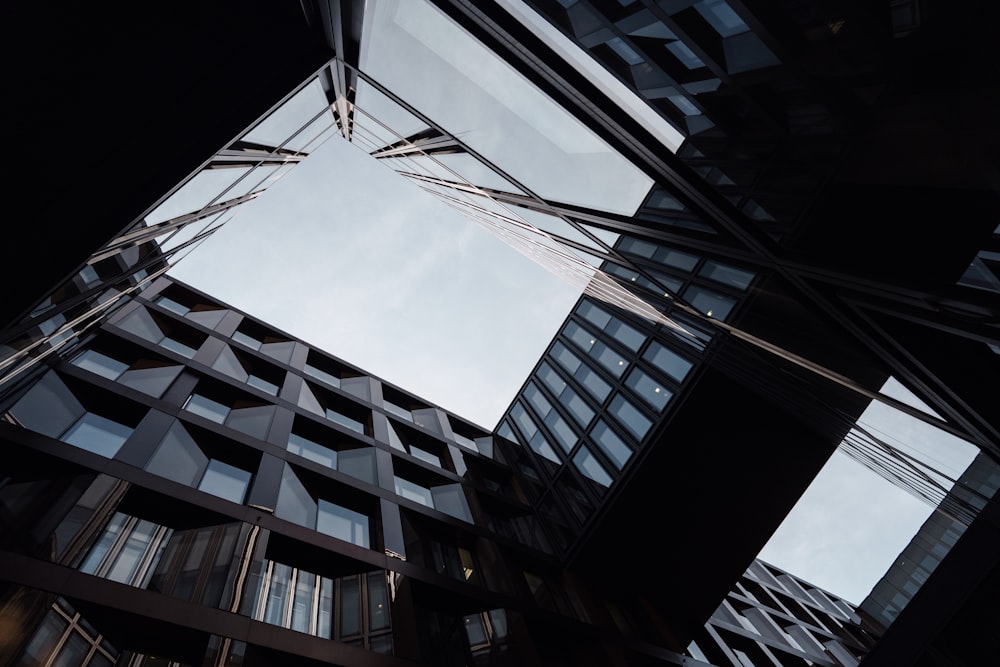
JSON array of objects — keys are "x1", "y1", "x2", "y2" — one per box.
[{"x1": 2, "y1": 0, "x2": 999, "y2": 665}]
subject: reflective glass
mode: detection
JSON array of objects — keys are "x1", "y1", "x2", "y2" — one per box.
[
  {"x1": 212, "y1": 345, "x2": 250, "y2": 382},
  {"x1": 71, "y1": 349, "x2": 128, "y2": 380},
  {"x1": 395, "y1": 477, "x2": 433, "y2": 506},
  {"x1": 147, "y1": 422, "x2": 208, "y2": 486},
  {"x1": 683, "y1": 284, "x2": 737, "y2": 320},
  {"x1": 339, "y1": 448, "x2": 376, "y2": 484},
  {"x1": 287, "y1": 433, "x2": 337, "y2": 468},
  {"x1": 694, "y1": 0, "x2": 748, "y2": 36},
  {"x1": 625, "y1": 368, "x2": 673, "y2": 411},
  {"x1": 591, "y1": 421, "x2": 633, "y2": 469},
  {"x1": 409, "y1": 445, "x2": 442, "y2": 467},
  {"x1": 198, "y1": 459, "x2": 251, "y2": 503},
  {"x1": 317, "y1": 500, "x2": 369, "y2": 548},
  {"x1": 432, "y1": 484, "x2": 473, "y2": 522},
  {"x1": 609, "y1": 395, "x2": 652, "y2": 440},
  {"x1": 247, "y1": 374, "x2": 280, "y2": 396},
  {"x1": 360, "y1": 0, "x2": 654, "y2": 215},
  {"x1": 666, "y1": 40, "x2": 705, "y2": 69},
  {"x1": 226, "y1": 404, "x2": 275, "y2": 439},
  {"x1": 184, "y1": 394, "x2": 229, "y2": 423},
  {"x1": 159, "y1": 336, "x2": 198, "y2": 358},
  {"x1": 326, "y1": 408, "x2": 366, "y2": 434},
  {"x1": 275, "y1": 465, "x2": 317, "y2": 528},
  {"x1": 118, "y1": 363, "x2": 182, "y2": 398},
  {"x1": 304, "y1": 363, "x2": 341, "y2": 388},
  {"x1": 244, "y1": 79, "x2": 329, "y2": 151},
  {"x1": 574, "y1": 448, "x2": 612, "y2": 487},
  {"x1": 643, "y1": 341, "x2": 693, "y2": 382},
  {"x1": 61, "y1": 412, "x2": 132, "y2": 458},
  {"x1": 368, "y1": 571, "x2": 391, "y2": 630},
  {"x1": 145, "y1": 168, "x2": 250, "y2": 225}
]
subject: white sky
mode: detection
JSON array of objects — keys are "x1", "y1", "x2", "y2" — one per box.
[{"x1": 166, "y1": 0, "x2": 982, "y2": 606}]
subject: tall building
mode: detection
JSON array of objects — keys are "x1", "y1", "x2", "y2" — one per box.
[{"x1": 1, "y1": 1, "x2": 998, "y2": 665}]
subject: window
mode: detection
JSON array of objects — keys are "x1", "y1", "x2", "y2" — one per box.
[
  {"x1": 609, "y1": 395, "x2": 652, "y2": 440},
  {"x1": 275, "y1": 464, "x2": 372, "y2": 549},
  {"x1": 251, "y1": 559, "x2": 392, "y2": 653},
  {"x1": 145, "y1": 422, "x2": 254, "y2": 503},
  {"x1": 60, "y1": 412, "x2": 133, "y2": 458}
]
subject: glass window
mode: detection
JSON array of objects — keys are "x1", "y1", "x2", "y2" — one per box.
[
  {"x1": 226, "y1": 404, "x2": 276, "y2": 440},
  {"x1": 431, "y1": 484, "x2": 473, "y2": 522},
  {"x1": 275, "y1": 465, "x2": 317, "y2": 528},
  {"x1": 395, "y1": 477, "x2": 433, "y2": 506},
  {"x1": 609, "y1": 395, "x2": 652, "y2": 440},
  {"x1": 60, "y1": 412, "x2": 133, "y2": 458},
  {"x1": 666, "y1": 40, "x2": 705, "y2": 69},
  {"x1": 304, "y1": 363, "x2": 340, "y2": 388},
  {"x1": 694, "y1": 0, "x2": 748, "y2": 36},
  {"x1": 591, "y1": 421, "x2": 633, "y2": 470},
  {"x1": 317, "y1": 500, "x2": 369, "y2": 548},
  {"x1": 593, "y1": 342, "x2": 629, "y2": 378},
  {"x1": 147, "y1": 422, "x2": 208, "y2": 485},
  {"x1": 326, "y1": 408, "x2": 366, "y2": 434},
  {"x1": 185, "y1": 394, "x2": 229, "y2": 423},
  {"x1": 626, "y1": 368, "x2": 673, "y2": 411},
  {"x1": 118, "y1": 363, "x2": 183, "y2": 398},
  {"x1": 287, "y1": 433, "x2": 338, "y2": 468},
  {"x1": 409, "y1": 445, "x2": 442, "y2": 467},
  {"x1": 683, "y1": 284, "x2": 737, "y2": 320},
  {"x1": 247, "y1": 374, "x2": 280, "y2": 395},
  {"x1": 198, "y1": 459, "x2": 252, "y2": 503},
  {"x1": 338, "y1": 448, "x2": 376, "y2": 484},
  {"x1": 574, "y1": 448, "x2": 612, "y2": 487},
  {"x1": 71, "y1": 349, "x2": 128, "y2": 380},
  {"x1": 606, "y1": 37, "x2": 644, "y2": 66}
]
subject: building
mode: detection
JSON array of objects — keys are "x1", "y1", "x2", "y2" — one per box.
[{"x1": 1, "y1": 0, "x2": 998, "y2": 665}]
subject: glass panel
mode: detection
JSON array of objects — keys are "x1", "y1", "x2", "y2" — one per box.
[
  {"x1": 574, "y1": 447, "x2": 613, "y2": 487},
  {"x1": 186, "y1": 308, "x2": 228, "y2": 329},
  {"x1": 326, "y1": 408, "x2": 366, "y2": 434},
  {"x1": 304, "y1": 362, "x2": 341, "y2": 387},
  {"x1": 198, "y1": 459, "x2": 251, "y2": 503},
  {"x1": 118, "y1": 364, "x2": 183, "y2": 398},
  {"x1": 232, "y1": 331, "x2": 261, "y2": 350},
  {"x1": 643, "y1": 341, "x2": 694, "y2": 382},
  {"x1": 683, "y1": 284, "x2": 736, "y2": 320},
  {"x1": 291, "y1": 570, "x2": 315, "y2": 633},
  {"x1": 368, "y1": 571, "x2": 391, "y2": 630},
  {"x1": 145, "y1": 168, "x2": 250, "y2": 225},
  {"x1": 185, "y1": 394, "x2": 229, "y2": 423},
  {"x1": 51, "y1": 630, "x2": 91, "y2": 667},
  {"x1": 211, "y1": 345, "x2": 249, "y2": 382},
  {"x1": 317, "y1": 500, "x2": 369, "y2": 548},
  {"x1": 464, "y1": 613, "x2": 487, "y2": 645},
  {"x1": 359, "y1": 0, "x2": 654, "y2": 215},
  {"x1": 339, "y1": 575, "x2": 362, "y2": 637},
  {"x1": 10, "y1": 371, "x2": 86, "y2": 438},
  {"x1": 297, "y1": 382, "x2": 325, "y2": 416},
  {"x1": 409, "y1": 445, "x2": 441, "y2": 467},
  {"x1": 609, "y1": 396, "x2": 652, "y2": 440},
  {"x1": 340, "y1": 448, "x2": 377, "y2": 484},
  {"x1": 146, "y1": 422, "x2": 208, "y2": 486},
  {"x1": 394, "y1": 477, "x2": 433, "y2": 506},
  {"x1": 354, "y1": 78, "x2": 431, "y2": 145},
  {"x1": 340, "y1": 376, "x2": 371, "y2": 401},
  {"x1": 288, "y1": 433, "x2": 337, "y2": 468},
  {"x1": 666, "y1": 40, "x2": 705, "y2": 69},
  {"x1": 260, "y1": 340, "x2": 296, "y2": 364},
  {"x1": 244, "y1": 79, "x2": 329, "y2": 151},
  {"x1": 226, "y1": 404, "x2": 275, "y2": 439},
  {"x1": 694, "y1": 0, "x2": 748, "y2": 36},
  {"x1": 71, "y1": 349, "x2": 128, "y2": 379},
  {"x1": 431, "y1": 484, "x2": 473, "y2": 522},
  {"x1": 591, "y1": 420, "x2": 633, "y2": 469},
  {"x1": 247, "y1": 374, "x2": 280, "y2": 395},
  {"x1": 626, "y1": 368, "x2": 673, "y2": 411},
  {"x1": 61, "y1": 412, "x2": 132, "y2": 458},
  {"x1": 116, "y1": 306, "x2": 164, "y2": 343},
  {"x1": 159, "y1": 336, "x2": 198, "y2": 358},
  {"x1": 275, "y1": 465, "x2": 317, "y2": 529},
  {"x1": 264, "y1": 562, "x2": 292, "y2": 626},
  {"x1": 317, "y1": 576, "x2": 334, "y2": 638},
  {"x1": 20, "y1": 608, "x2": 67, "y2": 667},
  {"x1": 430, "y1": 153, "x2": 524, "y2": 193}
]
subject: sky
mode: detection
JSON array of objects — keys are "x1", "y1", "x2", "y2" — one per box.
[{"x1": 167, "y1": 0, "x2": 981, "y2": 606}]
